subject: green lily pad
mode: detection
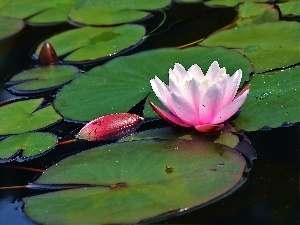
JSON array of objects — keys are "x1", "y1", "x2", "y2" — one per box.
[
  {"x1": 121, "y1": 127, "x2": 239, "y2": 148},
  {"x1": 204, "y1": 0, "x2": 266, "y2": 7},
  {"x1": 7, "y1": 65, "x2": 79, "y2": 93},
  {"x1": 69, "y1": 0, "x2": 171, "y2": 25},
  {"x1": 24, "y1": 138, "x2": 246, "y2": 224},
  {"x1": 0, "y1": 0, "x2": 10, "y2": 8},
  {"x1": 233, "y1": 66, "x2": 300, "y2": 131},
  {"x1": 54, "y1": 46, "x2": 253, "y2": 121},
  {"x1": 0, "y1": 0, "x2": 84, "y2": 24},
  {"x1": 0, "y1": 132, "x2": 57, "y2": 159},
  {"x1": 237, "y1": 2, "x2": 279, "y2": 26},
  {"x1": 175, "y1": 0, "x2": 201, "y2": 2},
  {"x1": 201, "y1": 21, "x2": 300, "y2": 73},
  {"x1": 0, "y1": 17, "x2": 24, "y2": 41},
  {"x1": 0, "y1": 99, "x2": 62, "y2": 135},
  {"x1": 278, "y1": 0, "x2": 300, "y2": 16},
  {"x1": 34, "y1": 25, "x2": 146, "y2": 62}
]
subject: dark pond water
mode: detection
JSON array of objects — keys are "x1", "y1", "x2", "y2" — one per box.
[{"x1": 0, "y1": 2, "x2": 299, "y2": 224}]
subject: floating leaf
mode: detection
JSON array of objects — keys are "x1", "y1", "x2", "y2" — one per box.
[
  {"x1": 0, "y1": 132, "x2": 57, "y2": 159},
  {"x1": 54, "y1": 46, "x2": 253, "y2": 121},
  {"x1": 0, "y1": 0, "x2": 84, "y2": 24},
  {"x1": 237, "y1": 2, "x2": 279, "y2": 26},
  {"x1": 204, "y1": 0, "x2": 266, "y2": 7},
  {"x1": 121, "y1": 127, "x2": 240, "y2": 148},
  {"x1": 233, "y1": 66, "x2": 300, "y2": 131},
  {"x1": 278, "y1": 0, "x2": 300, "y2": 16},
  {"x1": 0, "y1": 0, "x2": 10, "y2": 8},
  {"x1": 0, "y1": 17, "x2": 24, "y2": 41},
  {"x1": 0, "y1": 99, "x2": 62, "y2": 135},
  {"x1": 174, "y1": 0, "x2": 201, "y2": 2},
  {"x1": 201, "y1": 21, "x2": 300, "y2": 73},
  {"x1": 69, "y1": 0, "x2": 171, "y2": 25},
  {"x1": 24, "y1": 138, "x2": 246, "y2": 224},
  {"x1": 34, "y1": 25, "x2": 146, "y2": 62},
  {"x1": 7, "y1": 65, "x2": 78, "y2": 93}
]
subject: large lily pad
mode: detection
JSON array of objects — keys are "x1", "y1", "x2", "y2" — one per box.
[
  {"x1": 233, "y1": 66, "x2": 300, "y2": 131},
  {"x1": 0, "y1": 132, "x2": 57, "y2": 159},
  {"x1": 0, "y1": 0, "x2": 84, "y2": 24},
  {"x1": 0, "y1": 17, "x2": 24, "y2": 41},
  {"x1": 7, "y1": 65, "x2": 78, "y2": 93},
  {"x1": 201, "y1": 21, "x2": 300, "y2": 73},
  {"x1": 24, "y1": 138, "x2": 246, "y2": 224},
  {"x1": 54, "y1": 46, "x2": 253, "y2": 121},
  {"x1": 69, "y1": 0, "x2": 171, "y2": 25},
  {"x1": 0, "y1": 99, "x2": 62, "y2": 135},
  {"x1": 34, "y1": 25, "x2": 146, "y2": 62}
]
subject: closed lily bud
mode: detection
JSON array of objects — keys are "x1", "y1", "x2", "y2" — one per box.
[
  {"x1": 76, "y1": 113, "x2": 143, "y2": 141},
  {"x1": 38, "y1": 42, "x2": 58, "y2": 66},
  {"x1": 149, "y1": 61, "x2": 249, "y2": 132}
]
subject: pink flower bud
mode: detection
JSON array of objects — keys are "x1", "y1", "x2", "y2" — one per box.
[{"x1": 76, "y1": 113, "x2": 143, "y2": 141}]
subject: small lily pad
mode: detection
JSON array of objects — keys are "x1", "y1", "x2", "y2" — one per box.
[
  {"x1": 233, "y1": 66, "x2": 300, "y2": 131},
  {"x1": 34, "y1": 25, "x2": 146, "y2": 62},
  {"x1": 237, "y1": 2, "x2": 279, "y2": 26},
  {"x1": 54, "y1": 46, "x2": 253, "y2": 121},
  {"x1": 278, "y1": 0, "x2": 300, "y2": 16},
  {"x1": 69, "y1": 0, "x2": 171, "y2": 25},
  {"x1": 0, "y1": 17, "x2": 24, "y2": 41},
  {"x1": 24, "y1": 138, "x2": 246, "y2": 224},
  {"x1": 204, "y1": 0, "x2": 266, "y2": 7},
  {"x1": 0, "y1": 132, "x2": 57, "y2": 159},
  {"x1": 201, "y1": 21, "x2": 300, "y2": 73},
  {"x1": 0, "y1": 99, "x2": 62, "y2": 135},
  {"x1": 0, "y1": 0, "x2": 84, "y2": 24},
  {"x1": 7, "y1": 65, "x2": 79, "y2": 94}
]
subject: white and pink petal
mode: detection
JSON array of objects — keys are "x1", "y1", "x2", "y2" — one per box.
[
  {"x1": 212, "y1": 85, "x2": 249, "y2": 124},
  {"x1": 150, "y1": 77, "x2": 171, "y2": 108},
  {"x1": 149, "y1": 101, "x2": 191, "y2": 127},
  {"x1": 206, "y1": 61, "x2": 220, "y2": 80},
  {"x1": 170, "y1": 93, "x2": 199, "y2": 126},
  {"x1": 198, "y1": 84, "x2": 223, "y2": 124}
]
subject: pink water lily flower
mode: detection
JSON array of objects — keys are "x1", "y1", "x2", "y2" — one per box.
[{"x1": 149, "y1": 61, "x2": 249, "y2": 132}]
